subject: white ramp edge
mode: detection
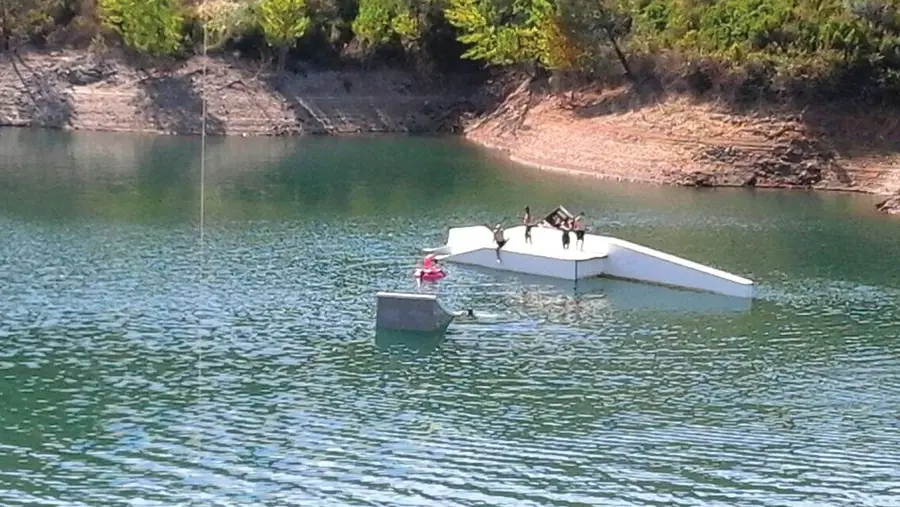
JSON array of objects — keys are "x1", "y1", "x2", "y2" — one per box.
[{"x1": 602, "y1": 237, "x2": 754, "y2": 299}]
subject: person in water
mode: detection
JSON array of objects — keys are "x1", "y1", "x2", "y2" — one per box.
[
  {"x1": 421, "y1": 254, "x2": 442, "y2": 271},
  {"x1": 415, "y1": 254, "x2": 444, "y2": 282},
  {"x1": 561, "y1": 217, "x2": 572, "y2": 250},
  {"x1": 574, "y1": 212, "x2": 586, "y2": 250},
  {"x1": 453, "y1": 308, "x2": 477, "y2": 320},
  {"x1": 523, "y1": 206, "x2": 534, "y2": 244}
]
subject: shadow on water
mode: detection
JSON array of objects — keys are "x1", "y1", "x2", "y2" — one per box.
[
  {"x1": 373, "y1": 315, "x2": 532, "y2": 356},
  {"x1": 458, "y1": 264, "x2": 753, "y2": 315},
  {"x1": 248, "y1": 136, "x2": 473, "y2": 214},
  {"x1": 374, "y1": 328, "x2": 447, "y2": 355},
  {"x1": 132, "y1": 137, "x2": 199, "y2": 219}
]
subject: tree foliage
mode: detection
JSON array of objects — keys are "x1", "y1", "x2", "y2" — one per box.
[
  {"x1": 7, "y1": 0, "x2": 900, "y2": 96},
  {"x1": 258, "y1": 0, "x2": 311, "y2": 50},
  {"x1": 255, "y1": 0, "x2": 312, "y2": 69},
  {"x1": 0, "y1": 0, "x2": 34, "y2": 49},
  {"x1": 194, "y1": 0, "x2": 257, "y2": 49},
  {"x1": 621, "y1": 0, "x2": 900, "y2": 92},
  {"x1": 444, "y1": 0, "x2": 575, "y2": 69},
  {"x1": 556, "y1": 0, "x2": 632, "y2": 76},
  {"x1": 351, "y1": 0, "x2": 419, "y2": 50},
  {"x1": 1, "y1": 0, "x2": 78, "y2": 49},
  {"x1": 98, "y1": 0, "x2": 184, "y2": 55}
]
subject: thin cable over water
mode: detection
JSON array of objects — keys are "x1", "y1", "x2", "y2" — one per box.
[{"x1": 195, "y1": 1, "x2": 209, "y2": 474}]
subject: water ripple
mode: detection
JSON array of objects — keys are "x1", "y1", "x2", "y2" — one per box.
[{"x1": 2, "y1": 183, "x2": 900, "y2": 506}]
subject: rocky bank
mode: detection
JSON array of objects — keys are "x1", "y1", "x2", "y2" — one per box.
[
  {"x1": 0, "y1": 49, "x2": 481, "y2": 136},
  {"x1": 1, "y1": 49, "x2": 899, "y2": 214},
  {"x1": 877, "y1": 195, "x2": 900, "y2": 215},
  {"x1": 465, "y1": 79, "x2": 900, "y2": 214}
]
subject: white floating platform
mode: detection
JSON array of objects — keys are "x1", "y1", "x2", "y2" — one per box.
[{"x1": 425, "y1": 225, "x2": 755, "y2": 298}]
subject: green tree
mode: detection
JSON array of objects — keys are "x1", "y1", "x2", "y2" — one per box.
[
  {"x1": 351, "y1": 0, "x2": 419, "y2": 51},
  {"x1": 98, "y1": 0, "x2": 184, "y2": 56},
  {"x1": 257, "y1": 0, "x2": 311, "y2": 70},
  {"x1": 444, "y1": 0, "x2": 573, "y2": 70},
  {"x1": 1, "y1": 0, "x2": 29, "y2": 50},
  {"x1": 1, "y1": 0, "x2": 73, "y2": 50},
  {"x1": 557, "y1": 0, "x2": 634, "y2": 78},
  {"x1": 195, "y1": 0, "x2": 257, "y2": 50},
  {"x1": 305, "y1": 0, "x2": 357, "y2": 51}
]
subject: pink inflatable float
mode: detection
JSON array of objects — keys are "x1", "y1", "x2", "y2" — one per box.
[{"x1": 415, "y1": 254, "x2": 446, "y2": 282}]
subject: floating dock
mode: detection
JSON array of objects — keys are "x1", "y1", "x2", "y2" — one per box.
[{"x1": 425, "y1": 225, "x2": 755, "y2": 299}]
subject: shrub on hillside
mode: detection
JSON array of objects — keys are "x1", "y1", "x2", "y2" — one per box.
[{"x1": 97, "y1": 0, "x2": 185, "y2": 55}]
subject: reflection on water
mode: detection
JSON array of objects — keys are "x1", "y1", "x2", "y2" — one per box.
[
  {"x1": 1, "y1": 128, "x2": 900, "y2": 506},
  {"x1": 374, "y1": 328, "x2": 448, "y2": 355},
  {"x1": 456, "y1": 265, "x2": 754, "y2": 315}
]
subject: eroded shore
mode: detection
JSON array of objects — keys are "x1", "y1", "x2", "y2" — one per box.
[
  {"x1": 0, "y1": 50, "x2": 481, "y2": 136},
  {"x1": 2, "y1": 50, "x2": 898, "y2": 214},
  {"x1": 464, "y1": 80, "x2": 900, "y2": 214}
]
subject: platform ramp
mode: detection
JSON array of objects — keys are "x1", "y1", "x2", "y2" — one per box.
[
  {"x1": 375, "y1": 292, "x2": 456, "y2": 332},
  {"x1": 603, "y1": 238, "x2": 755, "y2": 298}
]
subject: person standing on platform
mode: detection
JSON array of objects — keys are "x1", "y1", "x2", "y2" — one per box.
[
  {"x1": 484, "y1": 223, "x2": 507, "y2": 262},
  {"x1": 561, "y1": 218, "x2": 572, "y2": 250},
  {"x1": 574, "y1": 212, "x2": 586, "y2": 250},
  {"x1": 522, "y1": 206, "x2": 534, "y2": 244}
]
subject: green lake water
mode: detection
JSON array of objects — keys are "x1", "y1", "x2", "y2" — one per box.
[{"x1": 1, "y1": 127, "x2": 899, "y2": 506}]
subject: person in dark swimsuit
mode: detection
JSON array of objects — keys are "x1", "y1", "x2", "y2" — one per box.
[
  {"x1": 454, "y1": 308, "x2": 478, "y2": 320},
  {"x1": 561, "y1": 218, "x2": 572, "y2": 250},
  {"x1": 574, "y1": 212, "x2": 586, "y2": 250},
  {"x1": 523, "y1": 206, "x2": 533, "y2": 244}
]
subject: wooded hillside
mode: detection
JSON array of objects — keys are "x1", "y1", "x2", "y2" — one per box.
[{"x1": 2, "y1": 0, "x2": 899, "y2": 100}]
